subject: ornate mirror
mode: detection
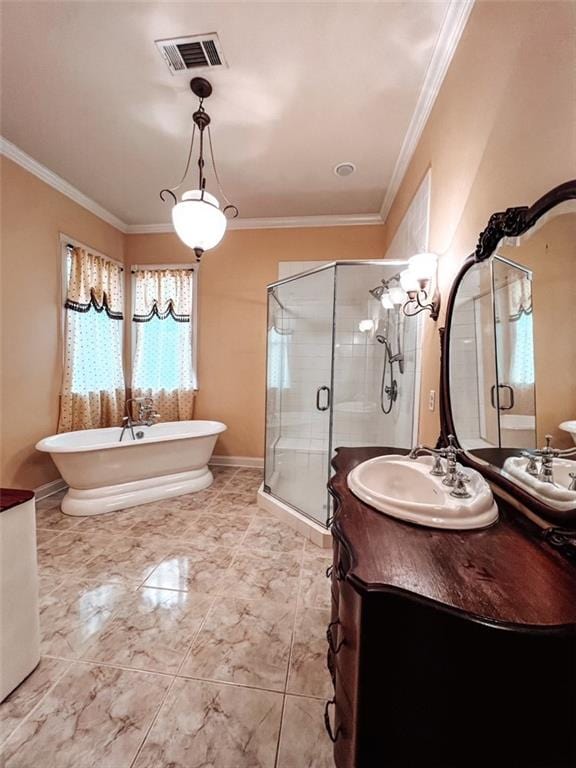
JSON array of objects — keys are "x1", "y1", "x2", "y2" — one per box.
[{"x1": 441, "y1": 180, "x2": 576, "y2": 533}]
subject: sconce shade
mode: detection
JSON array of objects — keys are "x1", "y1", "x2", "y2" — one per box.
[
  {"x1": 408, "y1": 252, "x2": 438, "y2": 281},
  {"x1": 380, "y1": 293, "x2": 394, "y2": 310},
  {"x1": 171, "y1": 190, "x2": 227, "y2": 252},
  {"x1": 399, "y1": 270, "x2": 420, "y2": 294},
  {"x1": 389, "y1": 285, "x2": 406, "y2": 306}
]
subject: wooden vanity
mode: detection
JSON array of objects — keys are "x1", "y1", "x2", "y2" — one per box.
[{"x1": 326, "y1": 448, "x2": 576, "y2": 768}]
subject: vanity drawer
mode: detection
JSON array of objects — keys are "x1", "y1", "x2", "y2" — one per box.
[
  {"x1": 330, "y1": 578, "x2": 362, "y2": 707},
  {"x1": 326, "y1": 677, "x2": 356, "y2": 768}
]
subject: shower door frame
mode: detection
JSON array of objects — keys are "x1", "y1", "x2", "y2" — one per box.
[{"x1": 263, "y1": 259, "x2": 414, "y2": 528}]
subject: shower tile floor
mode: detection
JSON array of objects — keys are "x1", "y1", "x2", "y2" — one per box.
[{"x1": 1, "y1": 467, "x2": 334, "y2": 768}]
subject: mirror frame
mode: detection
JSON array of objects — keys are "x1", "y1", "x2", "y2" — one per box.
[{"x1": 440, "y1": 179, "x2": 576, "y2": 530}]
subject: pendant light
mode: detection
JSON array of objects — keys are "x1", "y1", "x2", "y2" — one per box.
[{"x1": 159, "y1": 77, "x2": 238, "y2": 262}]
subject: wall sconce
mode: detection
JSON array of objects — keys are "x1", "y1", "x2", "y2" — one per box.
[{"x1": 400, "y1": 253, "x2": 441, "y2": 320}]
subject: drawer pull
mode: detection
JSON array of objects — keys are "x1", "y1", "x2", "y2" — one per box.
[
  {"x1": 326, "y1": 619, "x2": 344, "y2": 654},
  {"x1": 324, "y1": 698, "x2": 342, "y2": 743},
  {"x1": 325, "y1": 564, "x2": 333, "y2": 579}
]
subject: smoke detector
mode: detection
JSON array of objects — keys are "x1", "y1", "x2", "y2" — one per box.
[
  {"x1": 334, "y1": 162, "x2": 356, "y2": 177},
  {"x1": 155, "y1": 33, "x2": 227, "y2": 75}
]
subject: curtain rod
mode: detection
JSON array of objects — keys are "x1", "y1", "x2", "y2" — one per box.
[{"x1": 130, "y1": 264, "x2": 196, "y2": 273}]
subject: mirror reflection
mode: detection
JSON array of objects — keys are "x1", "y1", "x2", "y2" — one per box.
[{"x1": 450, "y1": 206, "x2": 576, "y2": 462}]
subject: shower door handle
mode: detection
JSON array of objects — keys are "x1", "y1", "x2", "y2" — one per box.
[
  {"x1": 499, "y1": 384, "x2": 515, "y2": 411},
  {"x1": 316, "y1": 386, "x2": 331, "y2": 412}
]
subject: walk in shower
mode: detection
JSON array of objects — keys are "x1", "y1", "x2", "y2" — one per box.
[{"x1": 262, "y1": 261, "x2": 421, "y2": 529}]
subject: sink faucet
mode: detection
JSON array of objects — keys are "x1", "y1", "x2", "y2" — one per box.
[
  {"x1": 525, "y1": 435, "x2": 576, "y2": 485},
  {"x1": 119, "y1": 397, "x2": 161, "y2": 442},
  {"x1": 408, "y1": 435, "x2": 464, "y2": 487}
]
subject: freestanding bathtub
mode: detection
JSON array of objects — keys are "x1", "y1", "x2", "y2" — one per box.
[{"x1": 36, "y1": 420, "x2": 227, "y2": 516}]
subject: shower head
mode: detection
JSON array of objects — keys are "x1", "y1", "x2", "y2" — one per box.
[
  {"x1": 376, "y1": 334, "x2": 403, "y2": 364},
  {"x1": 369, "y1": 285, "x2": 385, "y2": 301}
]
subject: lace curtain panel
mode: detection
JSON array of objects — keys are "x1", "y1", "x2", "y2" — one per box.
[
  {"x1": 58, "y1": 247, "x2": 125, "y2": 432},
  {"x1": 132, "y1": 268, "x2": 196, "y2": 421}
]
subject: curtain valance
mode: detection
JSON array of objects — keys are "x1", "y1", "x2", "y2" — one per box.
[
  {"x1": 65, "y1": 246, "x2": 124, "y2": 319},
  {"x1": 505, "y1": 274, "x2": 532, "y2": 320},
  {"x1": 132, "y1": 269, "x2": 193, "y2": 322}
]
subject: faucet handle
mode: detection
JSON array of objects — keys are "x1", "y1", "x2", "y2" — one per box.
[
  {"x1": 430, "y1": 455, "x2": 446, "y2": 476},
  {"x1": 450, "y1": 472, "x2": 472, "y2": 499},
  {"x1": 521, "y1": 451, "x2": 539, "y2": 476},
  {"x1": 445, "y1": 434, "x2": 463, "y2": 454}
]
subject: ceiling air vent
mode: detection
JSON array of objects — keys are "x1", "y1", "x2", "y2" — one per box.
[{"x1": 155, "y1": 33, "x2": 227, "y2": 75}]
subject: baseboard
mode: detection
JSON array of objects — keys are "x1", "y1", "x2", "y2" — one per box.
[
  {"x1": 35, "y1": 478, "x2": 67, "y2": 499},
  {"x1": 210, "y1": 455, "x2": 264, "y2": 469}
]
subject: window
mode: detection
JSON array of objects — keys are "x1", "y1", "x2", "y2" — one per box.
[
  {"x1": 131, "y1": 266, "x2": 197, "y2": 421},
  {"x1": 58, "y1": 239, "x2": 125, "y2": 432}
]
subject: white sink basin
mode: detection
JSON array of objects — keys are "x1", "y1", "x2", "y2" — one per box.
[
  {"x1": 560, "y1": 421, "x2": 576, "y2": 445},
  {"x1": 347, "y1": 455, "x2": 498, "y2": 530},
  {"x1": 502, "y1": 456, "x2": 576, "y2": 512}
]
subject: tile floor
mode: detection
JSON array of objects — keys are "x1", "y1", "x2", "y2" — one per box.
[{"x1": 0, "y1": 467, "x2": 335, "y2": 768}]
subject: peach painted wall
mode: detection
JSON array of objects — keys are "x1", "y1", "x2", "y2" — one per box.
[
  {"x1": 125, "y1": 226, "x2": 386, "y2": 458},
  {"x1": 381, "y1": 0, "x2": 576, "y2": 444},
  {"x1": 0, "y1": 157, "x2": 125, "y2": 489}
]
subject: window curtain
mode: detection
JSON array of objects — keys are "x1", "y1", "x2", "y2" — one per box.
[
  {"x1": 495, "y1": 275, "x2": 535, "y2": 414},
  {"x1": 132, "y1": 269, "x2": 196, "y2": 421},
  {"x1": 58, "y1": 247, "x2": 125, "y2": 432}
]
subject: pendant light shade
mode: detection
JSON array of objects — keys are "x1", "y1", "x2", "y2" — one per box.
[
  {"x1": 159, "y1": 77, "x2": 238, "y2": 262},
  {"x1": 171, "y1": 190, "x2": 227, "y2": 252}
]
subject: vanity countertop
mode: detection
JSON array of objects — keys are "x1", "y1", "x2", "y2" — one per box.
[
  {"x1": 0, "y1": 488, "x2": 35, "y2": 514},
  {"x1": 330, "y1": 447, "x2": 576, "y2": 629}
]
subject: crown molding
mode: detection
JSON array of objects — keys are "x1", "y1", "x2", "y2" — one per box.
[
  {"x1": 379, "y1": 0, "x2": 475, "y2": 221},
  {"x1": 0, "y1": 136, "x2": 128, "y2": 233},
  {"x1": 125, "y1": 213, "x2": 383, "y2": 234},
  {"x1": 2, "y1": 0, "x2": 473, "y2": 243}
]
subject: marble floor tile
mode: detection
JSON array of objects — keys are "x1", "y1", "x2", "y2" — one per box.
[
  {"x1": 167, "y1": 488, "x2": 222, "y2": 512},
  {"x1": 184, "y1": 513, "x2": 253, "y2": 549},
  {"x1": 234, "y1": 469, "x2": 264, "y2": 481},
  {"x1": 276, "y1": 695, "x2": 334, "y2": 768},
  {"x1": 210, "y1": 474, "x2": 241, "y2": 491},
  {"x1": 132, "y1": 677, "x2": 283, "y2": 768},
  {"x1": 226, "y1": 476, "x2": 263, "y2": 494},
  {"x1": 143, "y1": 544, "x2": 235, "y2": 593},
  {"x1": 35, "y1": 528, "x2": 64, "y2": 547},
  {"x1": 38, "y1": 572, "x2": 64, "y2": 598},
  {"x1": 207, "y1": 497, "x2": 260, "y2": 520},
  {"x1": 35, "y1": 503, "x2": 80, "y2": 532},
  {"x1": 126, "y1": 508, "x2": 201, "y2": 540},
  {"x1": 218, "y1": 489, "x2": 259, "y2": 506},
  {"x1": 80, "y1": 535, "x2": 170, "y2": 583},
  {"x1": 0, "y1": 657, "x2": 70, "y2": 744},
  {"x1": 74, "y1": 507, "x2": 145, "y2": 535},
  {"x1": 82, "y1": 587, "x2": 214, "y2": 674},
  {"x1": 210, "y1": 466, "x2": 239, "y2": 477},
  {"x1": 287, "y1": 606, "x2": 332, "y2": 698},
  {"x1": 36, "y1": 531, "x2": 107, "y2": 578},
  {"x1": 242, "y1": 517, "x2": 306, "y2": 555},
  {"x1": 299, "y1": 549, "x2": 332, "y2": 609},
  {"x1": 218, "y1": 549, "x2": 301, "y2": 603},
  {"x1": 39, "y1": 578, "x2": 129, "y2": 659},
  {"x1": 1, "y1": 662, "x2": 170, "y2": 768},
  {"x1": 181, "y1": 596, "x2": 295, "y2": 690}
]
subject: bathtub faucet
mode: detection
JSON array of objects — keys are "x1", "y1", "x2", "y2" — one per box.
[{"x1": 119, "y1": 397, "x2": 161, "y2": 442}]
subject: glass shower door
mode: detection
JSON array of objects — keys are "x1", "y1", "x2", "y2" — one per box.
[
  {"x1": 264, "y1": 266, "x2": 335, "y2": 525},
  {"x1": 492, "y1": 256, "x2": 536, "y2": 448}
]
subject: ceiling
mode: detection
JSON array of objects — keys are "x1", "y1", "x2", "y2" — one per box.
[{"x1": 1, "y1": 1, "x2": 464, "y2": 228}]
